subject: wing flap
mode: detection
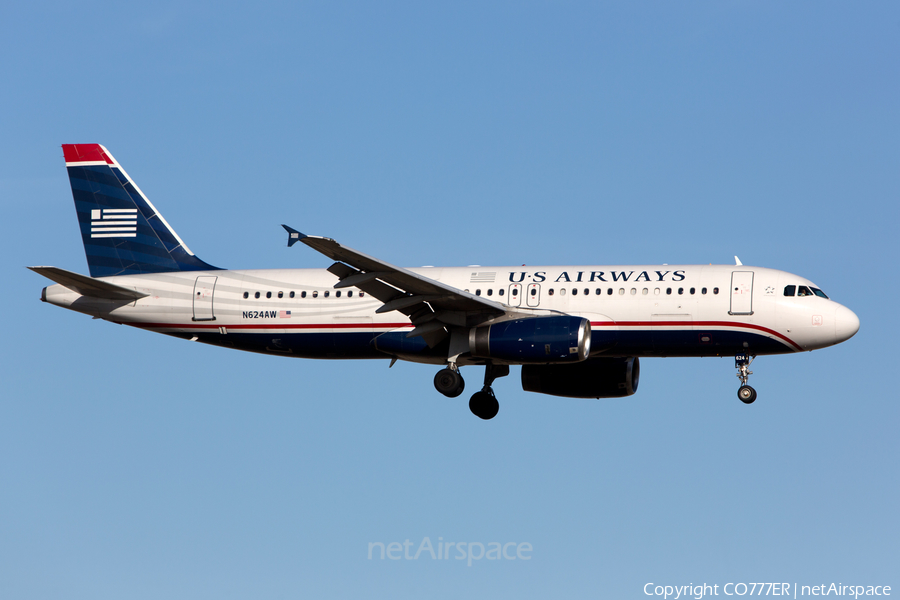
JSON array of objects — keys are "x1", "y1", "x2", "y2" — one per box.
[{"x1": 326, "y1": 262, "x2": 408, "y2": 305}]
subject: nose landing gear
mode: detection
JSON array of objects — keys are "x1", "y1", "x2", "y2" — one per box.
[{"x1": 735, "y1": 354, "x2": 757, "y2": 404}]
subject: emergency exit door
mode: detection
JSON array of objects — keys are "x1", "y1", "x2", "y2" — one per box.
[
  {"x1": 193, "y1": 276, "x2": 217, "y2": 321},
  {"x1": 526, "y1": 283, "x2": 541, "y2": 307},
  {"x1": 508, "y1": 284, "x2": 522, "y2": 307},
  {"x1": 729, "y1": 271, "x2": 754, "y2": 315}
]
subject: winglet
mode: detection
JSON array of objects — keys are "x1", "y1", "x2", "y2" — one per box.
[
  {"x1": 282, "y1": 224, "x2": 306, "y2": 247},
  {"x1": 734, "y1": 256, "x2": 743, "y2": 266}
]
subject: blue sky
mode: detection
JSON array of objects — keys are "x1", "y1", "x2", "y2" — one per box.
[{"x1": 1, "y1": 2, "x2": 897, "y2": 598}]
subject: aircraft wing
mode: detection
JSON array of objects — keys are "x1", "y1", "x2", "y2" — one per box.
[{"x1": 283, "y1": 225, "x2": 506, "y2": 344}]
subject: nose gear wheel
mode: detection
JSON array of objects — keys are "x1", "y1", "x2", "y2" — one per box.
[{"x1": 735, "y1": 354, "x2": 757, "y2": 404}]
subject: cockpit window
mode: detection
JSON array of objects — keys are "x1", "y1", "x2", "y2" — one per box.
[
  {"x1": 783, "y1": 285, "x2": 795, "y2": 297},
  {"x1": 793, "y1": 285, "x2": 828, "y2": 299}
]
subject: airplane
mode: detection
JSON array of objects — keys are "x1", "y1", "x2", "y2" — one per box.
[{"x1": 31, "y1": 144, "x2": 860, "y2": 420}]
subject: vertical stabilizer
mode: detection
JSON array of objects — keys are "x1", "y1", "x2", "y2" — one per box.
[{"x1": 63, "y1": 144, "x2": 219, "y2": 277}]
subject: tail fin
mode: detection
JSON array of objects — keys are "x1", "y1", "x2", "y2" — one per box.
[{"x1": 63, "y1": 144, "x2": 219, "y2": 277}]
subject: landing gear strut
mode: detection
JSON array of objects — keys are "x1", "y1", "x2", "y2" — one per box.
[
  {"x1": 735, "y1": 354, "x2": 757, "y2": 404},
  {"x1": 469, "y1": 364, "x2": 509, "y2": 420}
]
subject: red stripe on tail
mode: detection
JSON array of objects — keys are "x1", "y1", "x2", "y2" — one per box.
[{"x1": 62, "y1": 144, "x2": 114, "y2": 164}]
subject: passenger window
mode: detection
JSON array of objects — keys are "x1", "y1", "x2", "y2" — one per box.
[
  {"x1": 475, "y1": 289, "x2": 481, "y2": 296},
  {"x1": 530, "y1": 288, "x2": 536, "y2": 296},
  {"x1": 630, "y1": 288, "x2": 636, "y2": 295},
  {"x1": 487, "y1": 289, "x2": 493, "y2": 296},
  {"x1": 654, "y1": 288, "x2": 660, "y2": 295},
  {"x1": 336, "y1": 291, "x2": 341, "y2": 298},
  {"x1": 690, "y1": 287, "x2": 695, "y2": 295},
  {"x1": 584, "y1": 288, "x2": 589, "y2": 296},
  {"x1": 595, "y1": 288, "x2": 601, "y2": 295},
  {"x1": 548, "y1": 289, "x2": 555, "y2": 296},
  {"x1": 498, "y1": 289, "x2": 504, "y2": 296},
  {"x1": 324, "y1": 291, "x2": 330, "y2": 298},
  {"x1": 560, "y1": 288, "x2": 566, "y2": 296},
  {"x1": 784, "y1": 285, "x2": 796, "y2": 297},
  {"x1": 278, "y1": 291, "x2": 283, "y2": 299},
  {"x1": 243, "y1": 292, "x2": 249, "y2": 299},
  {"x1": 607, "y1": 288, "x2": 613, "y2": 295},
  {"x1": 642, "y1": 288, "x2": 648, "y2": 295},
  {"x1": 713, "y1": 287, "x2": 719, "y2": 295},
  {"x1": 572, "y1": 288, "x2": 577, "y2": 296},
  {"x1": 701, "y1": 287, "x2": 707, "y2": 295},
  {"x1": 312, "y1": 291, "x2": 318, "y2": 298},
  {"x1": 678, "y1": 288, "x2": 683, "y2": 295},
  {"x1": 348, "y1": 291, "x2": 353, "y2": 298},
  {"x1": 359, "y1": 292, "x2": 365, "y2": 298},
  {"x1": 618, "y1": 288, "x2": 625, "y2": 295},
  {"x1": 512, "y1": 288, "x2": 518, "y2": 296},
  {"x1": 255, "y1": 292, "x2": 260, "y2": 299},
  {"x1": 266, "y1": 292, "x2": 272, "y2": 299},
  {"x1": 290, "y1": 291, "x2": 295, "y2": 298},
  {"x1": 301, "y1": 291, "x2": 307, "y2": 298},
  {"x1": 666, "y1": 288, "x2": 672, "y2": 295}
]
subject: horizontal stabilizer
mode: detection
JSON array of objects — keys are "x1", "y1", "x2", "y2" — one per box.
[{"x1": 28, "y1": 266, "x2": 149, "y2": 300}]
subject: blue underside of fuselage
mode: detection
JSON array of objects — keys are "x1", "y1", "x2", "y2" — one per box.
[{"x1": 169, "y1": 328, "x2": 794, "y2": 360}]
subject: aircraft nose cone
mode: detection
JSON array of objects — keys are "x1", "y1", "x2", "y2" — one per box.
[{"x1": 834, "y1": 305, "x2": 860, "y2": 343}]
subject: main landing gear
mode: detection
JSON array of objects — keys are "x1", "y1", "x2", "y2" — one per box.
[
  {"x1": 735, "y1": 354, "x2": 757, "y2": 404},
  {"x1": 433, "y1": 365, "x2": 465, "y2": 398},
  {"x1": 434, "y1": 363, "x2": 509, "y2": 420}
]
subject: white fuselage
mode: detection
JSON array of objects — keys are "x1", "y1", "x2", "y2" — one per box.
[{"x1": 42, "y1": 263, "x2": 860, "y2": 364}]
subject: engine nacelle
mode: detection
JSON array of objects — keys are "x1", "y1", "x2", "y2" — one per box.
[
  {"x1": 469, "y1": 316, "x2": 591, "y2": 364},
  {"x1": 521, "y1": 357, "x2": 640, "y2": 398}
]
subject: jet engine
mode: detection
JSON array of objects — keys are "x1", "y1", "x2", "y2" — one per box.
[
  {"x1": 520, "y1": 356, "x2": 640, "y2": 398},
  {"x1": 469, "y1": 316, "x2": 591, "y2": 364}
]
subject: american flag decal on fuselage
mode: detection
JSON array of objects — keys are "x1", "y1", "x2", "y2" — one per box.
[{"x1": 91, "y1": 208, "x2": 138, "y2": 238}]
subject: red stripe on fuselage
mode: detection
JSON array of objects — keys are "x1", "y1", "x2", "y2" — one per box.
[{"x1": 122, "y1": 319, "x2": 801, "y2": 351}]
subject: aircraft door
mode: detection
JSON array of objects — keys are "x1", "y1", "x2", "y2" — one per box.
[
  {"x1": 729, "y1": 271, "x2": 754, "y2": 315},
  {"x1": 508, "y1": 284, "x2": 522, "y2": 307},
  {"x1": 193, "y1": 276, "x2": 217, "y2": 321},
  {"x1": 526, "y1": 283, "x2": 541, "y2": 307}
]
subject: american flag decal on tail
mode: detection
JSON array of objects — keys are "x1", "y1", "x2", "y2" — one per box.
[{"x1": 91, "y1": 208, "x2": 138, "y2": 238}]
